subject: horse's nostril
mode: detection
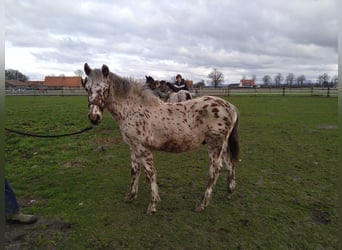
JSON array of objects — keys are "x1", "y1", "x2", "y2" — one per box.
[{"x1": 88, "y1": 113, "x2": 101, "y2": 125}]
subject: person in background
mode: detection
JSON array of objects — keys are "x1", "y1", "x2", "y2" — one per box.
[
  {"x1": 167, "y1": 74, "x2": 189, "y2": 92},
  {"x1": 5, "y1": 178, "x2": 37, "y2": 224}
]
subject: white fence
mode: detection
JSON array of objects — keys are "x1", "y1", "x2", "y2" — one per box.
[
  {"x1": 5, "y1": 87, "x2": 338, "y2": 97},
  {"x1": 194, "y1": 87, "x2": 338, "y2": 97},
  {"x1": 5, "y1": 88, "x2": 87, "y2": 96}
]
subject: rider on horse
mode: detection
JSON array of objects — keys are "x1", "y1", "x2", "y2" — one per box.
[{"x1": 167, "y1": 74, "x2": 189, "y2": 92}]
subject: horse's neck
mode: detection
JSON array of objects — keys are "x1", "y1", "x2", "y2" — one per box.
[
  {"x1": 106, "y1": 97, "x2": 134, "y2": 123},
  {"x1": 106, "y1": 92, "x2": 162, "y2": 123}
]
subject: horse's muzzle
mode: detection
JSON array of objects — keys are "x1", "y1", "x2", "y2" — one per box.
[
  {"x1": 88, "y1": 105, "x2": 103, "y2": 125},
  {"x1": 88, "y1": 113, "x2": 101, "y2": 125}
]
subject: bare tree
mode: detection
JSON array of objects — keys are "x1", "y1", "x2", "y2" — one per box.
[
  {"x1": 296, "y1": 75, "x2": 306, "y2": 87},
  {"x1": 74, "y1": 69, "x2": 85, "y2": 77},
  {"x1": 5, "y1": 69, "x2": 29, "y2": 81},
  {"x1": 286, "y1": 73, "x2": 295, "y2": 86},
  {"x1": 262, "y1": 75, "x2": 271, "y2": 86},
  {"x1": 274, "y1": 73, "x2": 283, "y2": 87},
  {"x1": 331, "y1": 75, "x2": 338, "y2": 86},
  {"x1": 322, "y1": 73, "x2": 330, "y2": 87},
  {"x1": 208, "y1": 69, "x2": 224, "y2": 88},
  {"x1": 318, "y1": 73, "x2": 330, "y2": 87}
]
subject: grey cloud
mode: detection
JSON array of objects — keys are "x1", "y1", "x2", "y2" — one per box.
[{"x1": 5, "y1": 0, "x2": 338, "y2": 82}]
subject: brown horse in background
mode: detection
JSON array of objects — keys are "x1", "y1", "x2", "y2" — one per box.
[{"x1": 145, "y1": 75, "x2": 192, "y2": 102}]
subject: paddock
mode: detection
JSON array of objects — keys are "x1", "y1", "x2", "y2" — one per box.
[{"x1": 5, "y1": 95, "x2": 338, "y2": 249}]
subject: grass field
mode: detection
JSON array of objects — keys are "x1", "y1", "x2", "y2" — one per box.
[{"x1": 5, "y1": 95, "x2": 338, "y2": 249}]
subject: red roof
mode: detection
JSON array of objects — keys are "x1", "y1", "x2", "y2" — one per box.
[
  {"x1": 44, "y1": 76, "x2": 82, "y2": 88},
  {"x1": 6, "y1": 80, "x2": 30, "y2": 87},
  {"x1": 240, "y1": 79, "x2": 255, "y2": 86}
]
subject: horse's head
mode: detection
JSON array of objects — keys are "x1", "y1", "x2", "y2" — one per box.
[
  {"x1": 83, "y1": 63, "x2": 111, "y2": 125},
  {"x1": 145, "y1": 75, "x2": 154, "y2": 84},
  {"x1": 145, "y1": 75, "x2": 156, "y2": 89},
  {"x1": 160, "y1": 80, "x2": 171, "y2": 93}
]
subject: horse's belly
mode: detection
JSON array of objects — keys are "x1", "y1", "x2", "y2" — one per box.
[
  {"x1": 155, "y1": 136, "x2": 202, "y2": 153},
  {"x1": 159, "y1": 140, "x2": 190, "y2": 153}
]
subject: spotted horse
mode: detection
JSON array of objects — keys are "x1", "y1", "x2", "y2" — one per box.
[{"x1": 82, "y1": 63, "x2": 240, "y2": 215}]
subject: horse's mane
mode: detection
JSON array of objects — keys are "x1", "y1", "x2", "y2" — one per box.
[{"x1": 108, "y1": 72, "x2": 161, "y2": 106}]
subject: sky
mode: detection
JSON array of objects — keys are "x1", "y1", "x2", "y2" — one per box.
[{"x1": 5, "y1": 0, "x2": 338, "y2": 84}]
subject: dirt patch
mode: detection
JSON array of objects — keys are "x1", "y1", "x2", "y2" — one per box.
[
  {"x1": 5, "y1": 196, "x2": 71, "y2": 249},
  {"x1": 312, "y1": 210, "x2": 331, "y2": 225},
  {"x1": 5, "y1": 217, "x2": 71, "y2": 249},
  {"x1": 62, "y1": 159, "x2": 88, "y2": 168},
  {"x1": 91, "y1": 136, "x2": 123, "y2": 153},
  {"x1": 318, "y1": 124, "x2": 337, "y2": 129},
  {"x1": 92, "y1": 136, "x2": 123, "y2": 146}
]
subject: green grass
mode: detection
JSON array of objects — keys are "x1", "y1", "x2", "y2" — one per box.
[{"x1": 5, "y1": 95, "x2": 338, "y2": 249}]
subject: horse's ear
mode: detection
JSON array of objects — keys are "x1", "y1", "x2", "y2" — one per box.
[
  {"x1": 84, "y1": 63, "x2": 91, "y2": 76},
  {"x1": 81, "y1": 77, "x2": 87, "y2": 88},
  {"x1": 102, "y1": 64, "x2": 109, "y2": 78}
]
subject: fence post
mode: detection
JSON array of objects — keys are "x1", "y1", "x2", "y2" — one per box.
[
  {"x1": 282, "y1": 87, "x2": 285, "y2": 96},
  {"x1": 327, "y1": 86, "x2": 330, "y2": 97},
  {"x1": 311, "y1": 86, "x2": 313, "y2": 96}
]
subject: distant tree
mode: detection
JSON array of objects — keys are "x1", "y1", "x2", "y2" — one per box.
[
  {"x1": 296, "y1": 75, "x2": 306, "y2": 87},
  {"x1": 194, "y1": 80, "x2": 205, "y2": 88},
  {"x1": 318, "y1": 73, "x2": 330, "y2": 87},
  {"x1": 286, "y1": 73, "x2": 295, "y2": 86},
  {"x1": 262, "y1": 75, "x2": 271, "y2": 86},
  {"x1": 74, "y1": 69, "x2": 84, "y2": 77},
  {"x1": 274, "y1": 73, "x2": 283, "y2": 87},
  {"x1": 5, "y1": 69, "x2": 29, "y2": 81},
  {"x1": 331, "y1": 75, "x2": 338, "y2": 86},
  {"x1": 208, "y1": 69, "x2": 224, "y2": 88},
  {"x1": 322, "y1": 73, "x2": 330, "y2": 87}
]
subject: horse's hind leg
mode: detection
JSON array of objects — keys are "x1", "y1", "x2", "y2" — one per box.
[
  {"x1": 125, "y1": 153, "x2": 141, "y2": 203},
  {"x1": 195, "y1": 148, "x2": 222, "y2": 212},
  {"x1": 222, "y1": 148, "x2": 235, "y2": 199}
]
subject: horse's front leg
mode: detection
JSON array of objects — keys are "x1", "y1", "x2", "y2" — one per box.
[
  {"x1": 125, "y1": 153, "x2": 141, "y2": 203},
  {"x1": 140, "y1": 150, "x2": 160, "y2": 215}
]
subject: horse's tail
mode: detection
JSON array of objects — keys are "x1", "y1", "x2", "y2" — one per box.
[{"x1": 228, "y1": 113, "x2": 240, "y2": 164}]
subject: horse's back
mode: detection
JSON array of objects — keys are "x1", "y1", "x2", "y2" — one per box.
[
  {"x1": 189, "y1": 95, "x2": 237, "y2": 112},
  {"x1": 187, "y1": 95, "x2": 238, "y2": 130}
]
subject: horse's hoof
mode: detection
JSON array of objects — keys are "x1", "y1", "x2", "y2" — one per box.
[
  {"x1": 226, "y1": 192, "x2": 234, "y2": 200},
  {"x1": 146, "y1": 207, "x2": 157, "y2": 216},
  {"x1": 194, "y1": 204, "x2": 205, "y2": 213},
  {"x1": 124, "y1": 194, "x2": 136, "y2": 203},
  {"x1": 146, "y1": 210, "x2": 156, "y2": 216}
]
